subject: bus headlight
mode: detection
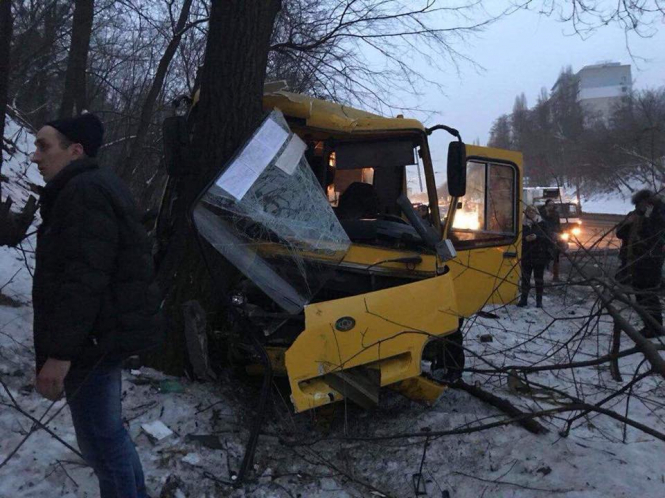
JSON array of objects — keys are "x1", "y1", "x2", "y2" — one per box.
[
  {"x1": 560, "y1": 233, "x2": 570, "y2": 241},
  {"x1": 571, "y1": 227, "x2": 581, "y2": 236}
]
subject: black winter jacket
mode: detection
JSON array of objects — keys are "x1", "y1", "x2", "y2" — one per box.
[
  {"x1": 616, "y1": 205, "x2": 665, "y2": 281},
  {"x1": 521, "y1": 220, "x2": 552, "y2": 266},
  {"x1": 540, "y1": 209, "x2": 561, "y2": 234},
  {"x1": 33, "y1": 158, "x2": 164, "y2": 372}
]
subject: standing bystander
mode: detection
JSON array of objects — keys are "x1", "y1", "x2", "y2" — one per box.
[
  {"x1": 518, "y1": 205, "x2": 552, "y2": 308},
  {"x1": 31, "y1": 113, "x2": 164, "y2": 497},
  {"x1": 615, "y1": 189, "x2": 665, "y2": 338},
  {"x1": 539, "y1": 199, "x2": 562, "y2": 282}
]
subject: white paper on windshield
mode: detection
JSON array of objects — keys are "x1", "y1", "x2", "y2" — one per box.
[
  {"x1": 216, "y1": 118, "x2": 289, "y2": 200},
  {"x1": 275, "y1": 134, "x2": 307, "y2": 175}
]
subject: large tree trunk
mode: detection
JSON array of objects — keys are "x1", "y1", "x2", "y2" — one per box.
[
  {"x1": 0, "y1": 0, "x2": 12, "y2": 198},
  {"x1": 121, "y1": 0, "x2": 193, "y2": 184},
  {"x1": 148, "y1": 0, "x2": 281, "y2": 374},
  {"x1": 59, "y1": 0, "x2": 94, "y2": 118}
]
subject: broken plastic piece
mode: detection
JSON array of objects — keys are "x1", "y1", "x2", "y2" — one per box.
[{"x1": 141, "y1": 420, "x2": 173, "y2": 441}]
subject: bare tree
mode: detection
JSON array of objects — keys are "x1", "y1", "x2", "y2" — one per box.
[
  {"x1": 59, "y1": 0, "x2": 94, "y2": 118},
  {"x1": 121, "y1": 0, "x2": 194, "y2": 181},
  {"x1": 0, "y1": 0, "x2": 12, "y2": 197},
  {"x1": 268, "y1": 0, "x2": 493, "y2": 112},
  {"x1": 518, "y1": 0, "x2": 665, "y2": 37},
  {"x1": 10, "y1": 1, "x2": 72, "y2": 125}
]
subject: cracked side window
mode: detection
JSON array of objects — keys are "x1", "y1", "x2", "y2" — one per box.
[{"x1": 192, "y1": 111, "x2": 351, "y2": 314}]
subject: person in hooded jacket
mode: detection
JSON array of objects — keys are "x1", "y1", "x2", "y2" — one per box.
[
  {"x1": 31, "y1": 113, "x2": 164, "y2": 498},
  {"x1": 615, "y1": 189, "x2": 665, "y2": 337},
  {"x1": 518, "y1": 205, "x2": 552, "y2": 308}
]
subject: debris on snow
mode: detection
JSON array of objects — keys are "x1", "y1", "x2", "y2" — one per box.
[
  {"x1": 185, "y1": 434, "x2": 224, "y2": 450},
  {"x1": 159, "y1": 474, "x2": 186, "y2": 498},
  {"x1": 141, "y1": 420, "x2": 174, "y2": 442},
  {"x1": 181, "y1": 452, "x2": 201, "y2": 466}
]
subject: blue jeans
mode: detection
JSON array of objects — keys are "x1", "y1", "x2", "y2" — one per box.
[{"x1": 65, "y1": 361, "x2": 148, "y2": 498}]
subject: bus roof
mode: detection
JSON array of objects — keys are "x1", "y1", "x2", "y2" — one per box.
[{"x1": 262, "y1": 91, "x2": 426, "y2": 136}]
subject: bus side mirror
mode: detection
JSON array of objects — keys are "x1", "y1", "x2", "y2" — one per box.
[{"x1": 447, "y1": 141, "x2": 466, "y2": 197}]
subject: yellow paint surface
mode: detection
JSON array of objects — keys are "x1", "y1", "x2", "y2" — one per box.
[{"x1": 286, "y1": 274, "x2": 460, "y2": 412}]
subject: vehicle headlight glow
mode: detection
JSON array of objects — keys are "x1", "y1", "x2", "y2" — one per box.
[
  {"x1": 571, "y1": 227, "x2": 581, "y2": 236},
  {"x1": 560, "y1": 233, "x2": 570, "y2": 241},
  {"x1": 453, "y1": 210, "x2": 481, "y2": 230}
]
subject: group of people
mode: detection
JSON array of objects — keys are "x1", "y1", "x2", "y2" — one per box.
[
  {"x1": 518, "y1": 199, "x2": 562, "y2": 308},
  {"x1": 518, "y1": 189, "x2": 665, "y2": 339}
]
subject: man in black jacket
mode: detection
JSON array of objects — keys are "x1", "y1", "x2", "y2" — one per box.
[{"x1": 31, "y1": 113, "x2": 163, "y2": 498}]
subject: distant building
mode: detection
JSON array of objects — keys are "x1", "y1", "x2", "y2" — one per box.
[{"x1": 576, "y1": 62, "x2": 632, "y2": 119}]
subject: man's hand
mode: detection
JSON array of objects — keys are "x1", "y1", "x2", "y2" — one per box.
[
  {"x1": 36, "y1": 358, "x2": 71, "y2": 401},
  {"x1": 526, "y1": 234, "x2": 537, "y2": 242}
]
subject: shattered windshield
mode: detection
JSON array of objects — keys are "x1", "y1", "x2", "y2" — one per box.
[{"x1": 192, "y1": 111, "x2": 351, "y2": 314}]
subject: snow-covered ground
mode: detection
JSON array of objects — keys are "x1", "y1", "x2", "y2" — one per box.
[
  {"x1": 582, "y1": 179, "x2": 665, "y2": 215},
  {"x1": 2, "y1": 118, "x2": 664, "y2": 497},
  {"x1": 582, "y1": 190, "x2": 633, "y2": 215},
  {"x1": 2, "y1": 252, "x2": 664, "y2": 497}
]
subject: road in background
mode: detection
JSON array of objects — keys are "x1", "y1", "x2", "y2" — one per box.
[
  {"x1": 571, "y1": 212, "x2": 624, "y2": 251},
  {"x1": 556, "y1": 213, "x2": 623, "y2": 280}
]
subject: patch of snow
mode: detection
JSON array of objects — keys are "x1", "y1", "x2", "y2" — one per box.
[
  {"x1": 181, "y1": 452, "x2": 201, "y2": 466},
  {"x1": 1, "y1": 115, "x2": 40, "y2": 305},
  {"x1": 2, "y1": 115, "x2": 41, "y2": 209},
  {"x1": 582, "y1": 178, "x2": 665, "y2": 215},
  {"x1": 583, "y1": 190, "x2": 634, "y2": 215}
]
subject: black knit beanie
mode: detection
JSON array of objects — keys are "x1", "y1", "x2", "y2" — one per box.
[{"x1": 45, "y1": 113, "x2": 104, "y2": 157}]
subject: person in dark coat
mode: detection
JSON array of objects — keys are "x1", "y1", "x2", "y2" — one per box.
[
  {"x1": 518, "y1": 205, "x2": 552, "y2": 308},
  {"x1": 615, "y1": 209, "x2": 635, "y2": 285},
  {"x1": 540, "y1": 199, "x2": 562, "y2": 281},
  {"x1": 615, "y1": 189, "x2": 665, "y2": 337},
  {"x1": 31, "y1": 113, "x2": 164, "y2": 498}
]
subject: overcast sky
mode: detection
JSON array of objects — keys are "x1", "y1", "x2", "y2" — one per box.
[{"x1": 391, "y1": 4, "x2": 665, "y2": 177}]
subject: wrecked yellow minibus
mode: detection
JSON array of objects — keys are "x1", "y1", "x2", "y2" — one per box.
[{"x1": 164, "y1": 90, "x2": 523, "y2": 413}]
